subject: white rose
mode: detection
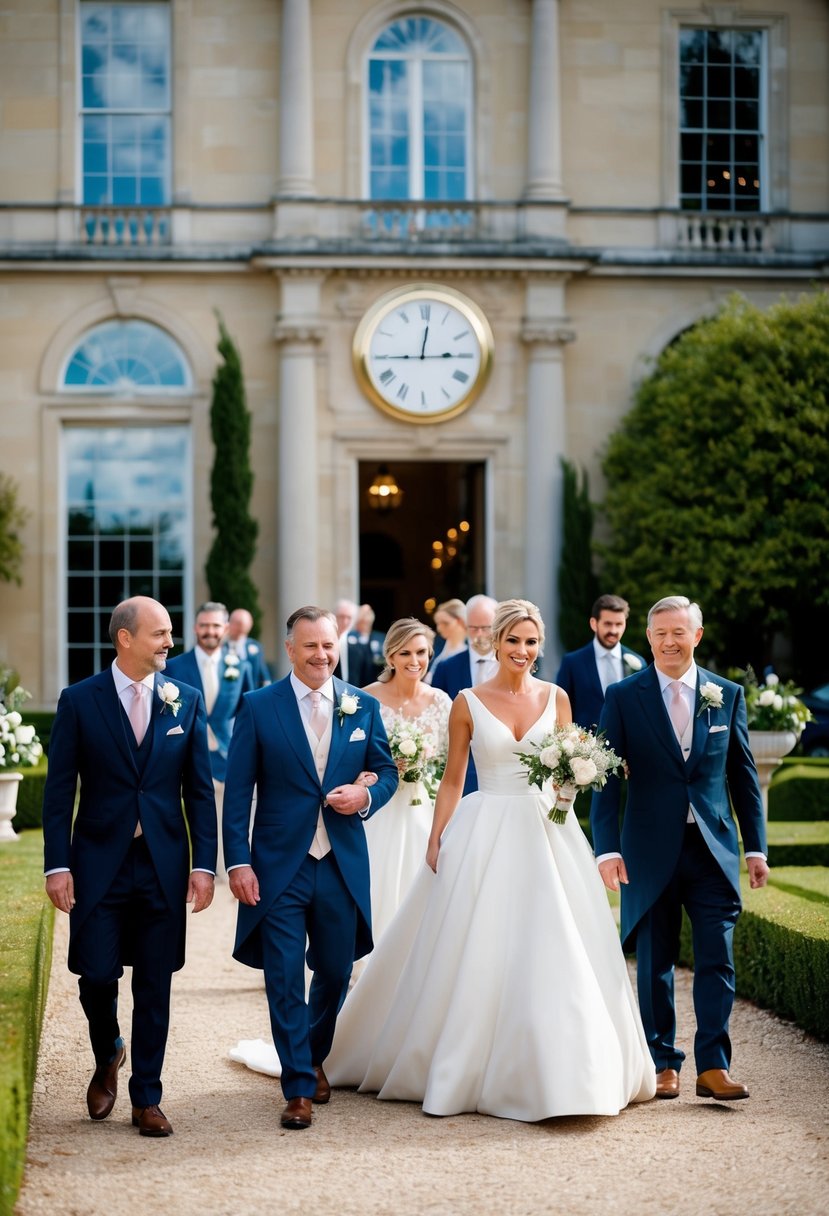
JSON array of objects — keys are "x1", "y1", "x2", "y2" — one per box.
[
  {"x1": 623, "y1": 654, "x2": 643, "y2": 671},
  {"x1": 773, "y1": 694, "x2": 783, "y2": 711},
  {"x1": 561, "y1": 738, "x2": 576, "y2": 755},
  {"x1": 5, "y1": 711, "x2": 21, "y2": 728},
  {"x1": 539, "y1": 745, "x2": 561, "y2": 769},
  {"x1": 700, "y1": 681, "x2": 724, "y2": 708},
  {"x1": 0, "y1": 743, "x2": 5, "y2": 759},
  {"x1": 30, "y1": 742, "x2": 43, "y2": 758},
  {"x1": 758, "y1": 689, "x2": 776, "y2": 707},
  {"x1": 765, "y1": 673, "x2": 779, "y2": 687},
  {"x1": 398, "y1": 738, "x2": 418, "y2": 758},
  {"x1": 570, "y1": 757, "x2": 598, "y2": 786},
  {"x1": 224, "y1": 653, "x2": 240, "y2": 667},
  {"x1": 159, "y1": 682, "x2": 180, "y2": 705},
  {"x1": 340, "y1": 693, "x2": 359, "y2": 715},
  {"x1": 14, "y1": 724, "x2": 35, "y2": 745}
]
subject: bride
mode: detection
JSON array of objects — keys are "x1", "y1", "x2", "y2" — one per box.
[{"x1": 324, "y1": 599, "x2": 656, "y2": 1121}]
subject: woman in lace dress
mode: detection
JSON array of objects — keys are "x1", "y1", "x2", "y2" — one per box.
[
  {"x1": 325, "y1": 600, "x2": 655, "y2": 1122},
  {"x1": 361, "y1": 619, "x2": 451, "y2": 943}
]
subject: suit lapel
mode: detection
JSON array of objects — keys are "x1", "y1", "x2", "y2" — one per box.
[
  {"x1": 637, "y1": 667, "x2": 686, "y2": 767},
  {"x1": 92, "y1": 669, "x2": 139, "y2": 774},
  {"x1": 323, "y1": 678, "x2": 350, "y2": 784},
  {"x1": 272, "y1": 678, "x2": 320, "y2": 787},
  {"x1": 585, "y1": 646, "x2": 604, "y2": 702},
  {"x1": 687, "y1": 667, "x2": 713, "y2": 770}
]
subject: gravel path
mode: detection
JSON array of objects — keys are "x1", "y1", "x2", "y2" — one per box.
[{"x1": 16, "y1": 884, "x2": 829, "y2": 1216}]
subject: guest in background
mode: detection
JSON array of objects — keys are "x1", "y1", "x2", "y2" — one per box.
[
  {"x1": 350, "y1": 603, "x2": 386, "y2": 675},
  {"x1": 227, "y1": 607, "x2": 271, "y2": 687},
  {"x1": 431, "y1": 594, "x2": 498, "y2": 793},
  {"x1": 333, "y1": 598, "x2": 375, "y2": 688},
  {"x1": 425, "y1": 598, "x2": 467, "y2": 685},
  {"x1": 555, "y1": 593, "x2": 646, "y2": 730}
]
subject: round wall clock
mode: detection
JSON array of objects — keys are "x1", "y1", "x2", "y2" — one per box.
[{"x1": 352, "y1": 283, "x2": 493, "y2": 424}]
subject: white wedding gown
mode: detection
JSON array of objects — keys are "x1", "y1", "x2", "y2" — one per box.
[
  {"x1": 324, "y1": 686, "x2": 656, "y2": 1121},
  {"x1": 365, "y1": 694, "x2": 451, "y2": 944}
]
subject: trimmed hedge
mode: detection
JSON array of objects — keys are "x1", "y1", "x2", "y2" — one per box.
[
  {"x1": 10, "y1": 760, "x2": 47, "y2": 833},
  {"x1": 679, "y1": 866, "x2": 829, "y2": 1040},
  {"x1": 766, "y1": 820, "x2": 829, "y2": 868},
  {"x1": 0, "y1": 831, "x2": 53, "y2": 1216},
  {"x1": 768, "y1": 763, "x2": 829, "y2": 822}
]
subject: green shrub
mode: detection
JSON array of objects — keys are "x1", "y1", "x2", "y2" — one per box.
[
  {"x1": 0, "y1": 831, "x2": 53, "y2": 1216},
  {"x1": 768, "y1": 763, "x2": 829, "y2": 821},
  {"x1": 766, "y1": 821, "x2": 829, "y2": 867},
  {"x1": 679, "y1": 866, "x2": 829, "y2": 1040},
  {"x1": 11, "y1": 759, "x2": 47, "y2": 832}
]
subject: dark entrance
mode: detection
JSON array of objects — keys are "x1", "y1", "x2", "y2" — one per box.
[{"x1": 358, "y1": 461, "x2": 486, "y2": 630}]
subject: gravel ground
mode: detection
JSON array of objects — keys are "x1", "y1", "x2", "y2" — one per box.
[{"x1": 16, "y1": 883, "x2": 829, "y2": 1216}]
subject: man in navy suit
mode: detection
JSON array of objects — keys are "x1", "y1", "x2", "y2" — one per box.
[
  {"x1": 431, "y1": 594, "x2": 498, "y2": 794},
  {"x1": 333, "y1": 598, "x2": 375, "y2": 688},
  {"x1": 165, "y1": 601, "x2": 254, "y2": 876},
  {"x1": 42, "y1": 596, "x2": 216, "y2": 1137},
  {"x1": 591, "y1": 595, "x2": 768, "y2": 1102},
  {"x1": 348, "y1": 603, "x2": 386, "y2": 677},
  {"x1": 556, "y1": 593, "x2": 646, "y2": 730},
  {"x1": 223, "y1": 606, "x2": 397, "y2": 1130},
  {"x1": 227, "y1": 607, "x2": 272, "y2": 687}
]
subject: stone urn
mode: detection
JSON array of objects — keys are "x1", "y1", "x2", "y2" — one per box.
[
  {"x1": 0, "y1": 771, "x2": 23, "y2": 842},
  {"x1": 748, "y1": 729, "x2": 798, "y2": 820}
]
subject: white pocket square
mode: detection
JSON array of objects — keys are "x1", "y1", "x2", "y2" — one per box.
[
  {"x1": 709, "y1": 724, "x2": 728, "y2": 734},
  {"x1": 166, "y1": 724, "x2": 184, "y2": 736},
  {"x1": 349, "y1": 727, "x2": 366, "y2": 742}
]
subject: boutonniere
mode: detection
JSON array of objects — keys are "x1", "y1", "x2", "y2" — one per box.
[
  {"x1": 623, "y1": 653, "x2": 643, "y2": 672},
  {"x1": 158, "y1": 681, "x2": 183, "y2": 717},
  {"x1": 697, "y1": 681, "x2": 724, "y2": 717},
  {"x1": 337, "y1": 692, "x2": 360, "y2": 726},
  {"x1": 223, "y1": 653, "x2": 241, "y2": 680}
]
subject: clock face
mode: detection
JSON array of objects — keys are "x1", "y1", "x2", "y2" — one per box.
[{"x1": 352, "y1": 284, "x2": 493, "y2": 424}]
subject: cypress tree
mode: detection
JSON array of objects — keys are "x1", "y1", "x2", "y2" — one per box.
[
  {"x1": 205, "y1": 316, "x2": 262, "y2": 634},
  {"x1": 557, "y1": 458, "x2": 599, "y2": 651}
]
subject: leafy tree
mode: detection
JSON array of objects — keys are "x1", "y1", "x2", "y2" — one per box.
[
  {"x1": 0, "y1": 473, "x2": 28, "y2": 584},
  {"x1": 598, "y1": 291, "x2": 829, "y2": 682},
  {"x1": 204, "y1": 316, "x2": 262, "y2": 635},
  {"x1": 558, "y1": 458, "x2": 599, "y2": 651}
]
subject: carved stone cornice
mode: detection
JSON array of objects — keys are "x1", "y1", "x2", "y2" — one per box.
[
  {"x1": 273, "y1": 319, "x2": 325, "y2": 345},
  {"x1": 520, "y1": 321, "x2": 576, "y2": 346}
]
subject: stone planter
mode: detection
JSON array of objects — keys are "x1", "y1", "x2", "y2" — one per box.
[
  {"x1": 0, "y1": 771, "x2": 24, "y2": 842},
  {"x1": 748, "y1": 729, "x2": 798, "y2": 820}
]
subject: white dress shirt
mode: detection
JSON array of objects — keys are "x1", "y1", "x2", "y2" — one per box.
[
  {"x1": 472, "y1": 651, "x2": 498, "y2": 686},
  {"x1": 593, "y1": 637, "x2": 623, "y2": 693}
]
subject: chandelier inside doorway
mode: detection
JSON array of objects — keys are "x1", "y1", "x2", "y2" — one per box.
[{"x1": 367, "y1": 464, "x2": 404, "y2": 511}]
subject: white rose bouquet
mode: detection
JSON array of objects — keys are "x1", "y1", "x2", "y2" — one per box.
[
  {"x1": 386, "y1": 720, "x2": 432, "y2": 806},
  {"x1": 516, "y1": 724, "x2": 624, "y2": 825},
  {"x1": 736, "y1": 666, "x2": 812, "y2": 736},
  {"x1": 0, "y1": 673, "x2": 43, "y2": 769}
]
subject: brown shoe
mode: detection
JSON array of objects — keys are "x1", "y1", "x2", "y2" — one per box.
[
  {"x1": 655, "y1": 1068, "x2": 680, "y2": 1099},
  {"x1": 280, "y1": 1097, "x2": 313, "y2": 1129},
  {"x1": 695, "y1": 1069, "x2": 749, "y2": 1100},
  {"x1": 131, "y1": 1104, "x2": 174, "y2": 1136},
  {"x1": 86, "y1": 1041, "x2": 126, "y2": 1120},
  {"x1": 313, "y1": 1065, "x2": 331, "y2": 1105}
]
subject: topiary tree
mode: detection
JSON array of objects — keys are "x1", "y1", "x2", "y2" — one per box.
[
  {"x1": 598, "y1": 291, "x2": 829, "y2": 682},
  {"x1": 204, "y1": 316, "x2": 262, "y2": 635},
  {"x1": 557, "y1": 458, "x2": 599, "y2": 651},
  {"x1": 0, "y1": 473, "x2": 28, "y2": 584}
]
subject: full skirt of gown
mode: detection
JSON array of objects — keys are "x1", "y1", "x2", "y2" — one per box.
[{"x1": 324, "y1": 687, "x2": 656, "y2": 1121}]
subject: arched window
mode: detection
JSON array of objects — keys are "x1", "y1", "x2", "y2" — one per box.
[
  {"x1": 62, "y1": 319, "x2": 191, "y2": 392},
  {"x1": 367, "y1": 16, "x2": 472, "y2": 200},
  {"x1": 59, "y1": 319, "x2": 192, "y2": 683}
]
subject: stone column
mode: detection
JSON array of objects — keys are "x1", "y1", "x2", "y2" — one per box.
[
  {"x1": 524, "y1": 0, "x2": 564, "y2": 201},
  {"x1": 278, "y1": 0, "x2": 315, "y2": 196},
  {"x1": 521, "y1": 291, "x2": 575, "y2": 670},
  {"x1": 274, "y1": 275, "x2": 325, "y2": 670}
]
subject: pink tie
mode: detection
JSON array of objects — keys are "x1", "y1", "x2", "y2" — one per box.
[
  {"x1": 128, "y1": 682, "x2": 148, "y2": 745},
  {"x1": 669, "y1": 680, "x2": 690, "y2": 739},
  {"x1": 309, "y1": 690, "x2": 327, "y2": 739}
]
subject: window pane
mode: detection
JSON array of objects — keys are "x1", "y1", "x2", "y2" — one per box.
[{"x1": 63, "y1": 321, "x2": 191, "y2": 392}]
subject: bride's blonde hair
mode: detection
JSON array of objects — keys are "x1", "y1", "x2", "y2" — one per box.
[
  {"x1": 491, "y1": 599, "x2": 545, "y2": 656},
  {"x1": 377, "y1": 618, "x2": 435, "y2": 683}
]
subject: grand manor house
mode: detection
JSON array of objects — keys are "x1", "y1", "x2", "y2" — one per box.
[{"x1": 1, "y1": 0, "x2": 827, "y2": 698}]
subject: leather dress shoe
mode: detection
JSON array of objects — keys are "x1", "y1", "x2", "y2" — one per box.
[
  {"x1": 695, "y1": 1069, "x2": 749, "y2": 1100},
  {"x1": 313, "y1": 1065, "x2": 331, "y2": 1104},
  {"x1": 655, "y1": 1068, "x2": 680, "y2": 1099},
  {"x1": 86, "y1": 1040, "x2": 126, "y2": 1120},
  {"x1": 281, "y1": 1097, "x2": 313, "y2": 1130},
  {"x1": 131, "y1": 1105, "x2": 174, "y2": 1136}
]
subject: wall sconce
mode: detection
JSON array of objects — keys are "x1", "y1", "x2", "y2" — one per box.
[{"x1": 367, "y1": 464, "x2": 404, "y2": 511}]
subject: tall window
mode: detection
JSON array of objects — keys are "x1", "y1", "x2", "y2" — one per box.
[
  {"x1": 61, "y1": 322, "x2": 191, "y2": 683},
  {"x1": 367, "y1": 17, "x2": 472, "y2": 200},
  {"x1": 80, "y1": 2, "x2": 171, "y2": 206},
  {"x1": 679, "y1": 28, "x2": 764, "y2": 211}
]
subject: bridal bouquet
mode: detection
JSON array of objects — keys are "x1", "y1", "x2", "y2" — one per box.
[
  {"x1": 386, "y1": 720, "x2": 437, "y2": 806},
  {"x1": 516, "y1": 725, "x2": 624, "y2": 825}
]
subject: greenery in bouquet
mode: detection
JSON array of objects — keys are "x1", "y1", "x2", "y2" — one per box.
[
  {"x1": 730, "y1": 666, "x2": 812, "y2": 736},
  {"x1": 0, "y1": 668, "x2": 43, "y2": 769},
  {"x1": 387, "y1": 720, "x2": 439, "y2": 806},
  {"x1": 516, "y1": 724, "x2": 624, "y2": 825}
]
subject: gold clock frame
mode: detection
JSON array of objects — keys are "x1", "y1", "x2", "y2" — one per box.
[{"x1": 351, "y1": 283, "x2": 494, "y2": 425}]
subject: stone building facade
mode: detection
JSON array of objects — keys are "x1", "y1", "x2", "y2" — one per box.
[{"x1": 1, "y1": 0, "x2": 827, "y2": 699}]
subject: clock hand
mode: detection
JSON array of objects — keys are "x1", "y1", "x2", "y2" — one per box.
[
  {"x1": 373, "y1": 352, "x2": 457, "y2": 360},
  {"x1": 420, "y1": 326, "x2": 429, "y2": 359}
]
